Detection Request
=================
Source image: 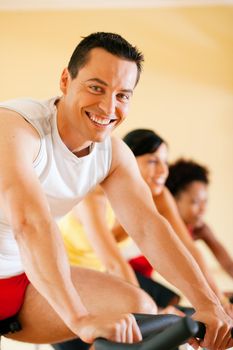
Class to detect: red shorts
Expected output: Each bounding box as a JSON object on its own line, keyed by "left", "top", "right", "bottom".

{"left": 128, "top": 255, "right": 153, "bottom": 278}
{"left": 0, "top": 273, "right": 30, "bottom": 320}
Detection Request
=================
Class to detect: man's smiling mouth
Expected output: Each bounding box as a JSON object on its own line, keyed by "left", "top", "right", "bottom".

{"left": 86, "top": 111, "right": 116, "bottom": 126}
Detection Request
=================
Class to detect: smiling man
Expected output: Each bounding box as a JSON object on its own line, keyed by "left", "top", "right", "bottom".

{"left": 57, "top": 46, "right": 136, "bottom": 153}
{"left": 0, "top": 32, "right": 232, "bottom": 350}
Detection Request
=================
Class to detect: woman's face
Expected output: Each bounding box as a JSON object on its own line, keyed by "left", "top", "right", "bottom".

{"left": 136, "top": 143, "right": 169, "bottom": 196}
{"left": 175, "top": 181, "right": 208, "bottom": 228}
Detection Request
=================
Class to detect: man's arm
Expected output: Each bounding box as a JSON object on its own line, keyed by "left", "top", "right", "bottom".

{"left": 0, "top": 110, "right": 142, "bottom": 344}
{"left": 72, "top": 188, "right": 139, "bottom": 285}
{"left": 101, "top": 136, "right": 233, "bottom": 349}
{"left": 0, "top": 109, "right": 88, "bottom": 330}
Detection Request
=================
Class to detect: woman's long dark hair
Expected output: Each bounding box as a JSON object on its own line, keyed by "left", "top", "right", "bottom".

{"left": 123, "top": 129, "right": 167, "bottom": 156}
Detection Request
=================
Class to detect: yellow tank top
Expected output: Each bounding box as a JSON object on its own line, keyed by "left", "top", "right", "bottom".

{"left": 59, "top": 205, "right": 133, "bottom": 271}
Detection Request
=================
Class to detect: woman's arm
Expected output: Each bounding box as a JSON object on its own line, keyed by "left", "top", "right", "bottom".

{"left": 72, "top": 187, "right": 139, "bottom": 286}
{"left": 155, "top": 187, "right": 232, "bottom": 309}
{"left": 193, "top": 223, "right": 233, "bottom": 278}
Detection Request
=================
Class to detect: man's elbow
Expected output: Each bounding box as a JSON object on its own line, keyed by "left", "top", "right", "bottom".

{"left": 11, "top": 210, "right": 51, "bottom": 242}
{"left": 11, "top": 213, "right": 33, "bottom": 241}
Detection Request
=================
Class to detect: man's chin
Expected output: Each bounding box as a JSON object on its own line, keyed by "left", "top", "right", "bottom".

{"left": 91, "top": 131, "right": 109, "bottom": 143}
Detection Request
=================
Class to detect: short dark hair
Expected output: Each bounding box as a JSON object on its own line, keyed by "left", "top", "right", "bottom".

{"left": 68, "top": 32, "right": 144, "bottom": 85}
{"left": 166, "top": 158, "right": 209, "bottom": 196}
{"left": 123, "top": 129, "right": 167, "bottom": 156}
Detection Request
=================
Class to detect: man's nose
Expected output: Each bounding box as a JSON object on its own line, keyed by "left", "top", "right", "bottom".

{"left": 98, "top": 95, "right": 116, "bottom": 116}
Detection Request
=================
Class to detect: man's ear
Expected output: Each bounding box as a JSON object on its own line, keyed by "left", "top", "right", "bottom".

{"left": 60, "top": 68, "right": 70, "bottom": 94}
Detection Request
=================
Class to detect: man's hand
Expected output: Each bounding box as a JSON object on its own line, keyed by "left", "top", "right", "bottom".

{"left": 223, "top": 301, "right": 233, "bottom": 319}
{"left": 73, "top": 313, "right": 142, "bottom": 344}
{"left": 193, "top": 305, "right": 233, "bottom": 349}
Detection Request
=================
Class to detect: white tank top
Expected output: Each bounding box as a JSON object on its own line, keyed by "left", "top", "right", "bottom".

{"left": 0, "top": 97, "right": 112, "bottom": 277}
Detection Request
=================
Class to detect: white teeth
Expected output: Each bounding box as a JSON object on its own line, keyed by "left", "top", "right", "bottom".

{"left": 88, "top": 113, "right": 111, "bottom": 126}
{"left": 155, "top": 178, "right": 165, "bottom": 185}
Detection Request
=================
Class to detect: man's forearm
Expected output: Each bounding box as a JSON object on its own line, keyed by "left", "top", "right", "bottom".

{"left": 189, "top": 245, "right": 224, "bottom": 300}
{"left": 15, "top": 220, "right": 88, "bottom": 331}
{"left": 136, "top": 215, "right": 221, "bottom": 310}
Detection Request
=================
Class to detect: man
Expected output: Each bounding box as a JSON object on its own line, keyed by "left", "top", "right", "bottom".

{"left": 0, "top": 32, "right": 232, "bottom": 349}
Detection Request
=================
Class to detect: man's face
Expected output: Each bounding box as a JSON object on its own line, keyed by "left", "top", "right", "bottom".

{"left": 59, "top": 48, "right": 138, "bottom": 146}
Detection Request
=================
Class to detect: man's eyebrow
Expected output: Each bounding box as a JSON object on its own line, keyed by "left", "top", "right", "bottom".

{"left": 86, "top": 78, "right": 108, "bottom": 86}
{"left": 85, "top": 78, "right": 133, "bottom": 94}
{"left": 121, "top": 89, "right": 133, "bottom": 95}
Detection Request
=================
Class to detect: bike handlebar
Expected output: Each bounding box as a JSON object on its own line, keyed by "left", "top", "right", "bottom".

{"left": 94, "top": 313, "right": 232, "bottom": 350}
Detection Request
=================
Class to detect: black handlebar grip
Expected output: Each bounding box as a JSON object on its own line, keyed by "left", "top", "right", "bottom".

{"left": 195, "top": 322, "right": 206, "bottom": 339}
{"left": 139, "top": 316, "right": 198, "bottom": 350}
{"left": 134, "top": 313, "right": 182, "bottom": 338}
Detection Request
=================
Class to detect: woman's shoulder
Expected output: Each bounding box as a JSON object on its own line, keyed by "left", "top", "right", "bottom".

{"left": 155, "top": 186, "right": 176, "bottom": 214}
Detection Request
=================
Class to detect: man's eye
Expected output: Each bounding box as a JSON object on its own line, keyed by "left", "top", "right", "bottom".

{"left": 89, "top": 85, "right": 103, "bottom": 93}
{"left": 117, "top": 93, "right": 130, "bottom": 102}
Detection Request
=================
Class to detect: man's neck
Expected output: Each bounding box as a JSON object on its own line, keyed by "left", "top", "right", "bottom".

{"left": 72, "top": 143, "right": 94, "bottom": 157}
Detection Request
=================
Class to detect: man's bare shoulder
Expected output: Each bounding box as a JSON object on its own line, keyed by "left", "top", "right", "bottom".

{"left": 102, "top": 135, "right": 141, "bottom": 185}
{"left": 110, "top": 135, "right": 135, "bottom": 166}
{"left": 0, "top": 108, "right": 40, "bottom": 159}
{"left": 0, "top": 108, "right": 40, "bottom": 137}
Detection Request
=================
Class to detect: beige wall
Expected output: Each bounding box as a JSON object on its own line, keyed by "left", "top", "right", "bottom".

{"left": 0, "top": 6, "right": 233, "bottom": 266}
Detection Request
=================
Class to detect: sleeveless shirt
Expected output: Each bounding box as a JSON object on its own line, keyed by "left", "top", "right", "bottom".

{"left": 0, "top": 97, "right": 112, "bottom": 277}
